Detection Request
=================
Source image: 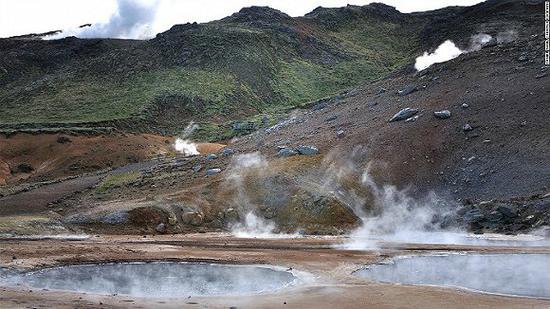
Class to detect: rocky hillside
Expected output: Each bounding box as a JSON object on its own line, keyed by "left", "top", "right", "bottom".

{"left": 0, "top": 0, "right": 547, "bottom": 236}
{"left": 0, "top": 0, "right": 541, "bottom": 138}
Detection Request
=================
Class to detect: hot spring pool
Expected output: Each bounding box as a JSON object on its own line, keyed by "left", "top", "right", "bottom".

{"left": 355, "top": 253, "right": 550, "bottom": 298}
{"left": 0, "top": 262, "right": 297, "bottom": 298}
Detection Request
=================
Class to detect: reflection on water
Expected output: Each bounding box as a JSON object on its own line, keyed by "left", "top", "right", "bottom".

{"left": 356, "top": 254, "right": 550, "bottom": 298}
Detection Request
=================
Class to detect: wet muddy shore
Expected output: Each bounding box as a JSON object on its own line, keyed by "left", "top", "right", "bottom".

{"left": 1, "top": 233, "right": 549, "bottom": 308}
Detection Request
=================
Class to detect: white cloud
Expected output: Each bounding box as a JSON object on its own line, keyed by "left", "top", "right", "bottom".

{"left": 0, "top": 0, "right": 484, "bottom": 39}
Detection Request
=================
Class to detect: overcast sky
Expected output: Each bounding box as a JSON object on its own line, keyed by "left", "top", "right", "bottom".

{"left": 0, "top": 0, "right": 484, "bottom": 39}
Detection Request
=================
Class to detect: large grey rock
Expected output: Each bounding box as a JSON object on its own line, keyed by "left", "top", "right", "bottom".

{"left": 155, "top": 223, "right": 166, "bottom": 233}
{"left": 434, "top": 110, "right": 451, "bottom": 119}
{"left": 181, "top": 211, "right": 204, "bottom": 226}
{"left": 192, "top": 164, "right": 202, "bottom": 173}
{"left": 463, "top": 123, "right": 473, "bottom": 131}
{"left": 221, "top": 148, "right": 236, "bottom": 156}
{"left": 277, "top": 148, "right": 298, "bottom": 157}
{"left": 496, "top": 206, "right": 517, "bottom": 219}
{"left": 336, "top": 130, "right": 345, "bottom": 139}
{"left": 397, "top": 85, "right": 417, "bottom": 96}
{"left": 296, "top": 145, "right": 319, "bottom": 156}
{"left": 206, "top": 154, "right": 218, "bottom": 161}
{"left": 224, "top": 208, "right": 239, "bottom": 223}
{"left": 463, "top": 208, "right": 484, "bottom": 223}
{"left": 100, "top": 211, "right": 129, "bottom": 225}
{"left": 205, "top": 168, "right": 222, "bottom": 176}
{"left": 389, "top": 108, "right": 418, "bottom": 122}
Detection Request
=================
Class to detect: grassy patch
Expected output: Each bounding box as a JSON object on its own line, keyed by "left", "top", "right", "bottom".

{"left": 96, "top": 172, "right": 140, "bottom": 193}
{"left": 0, "top": 68, "right": 259, "bottom": 125}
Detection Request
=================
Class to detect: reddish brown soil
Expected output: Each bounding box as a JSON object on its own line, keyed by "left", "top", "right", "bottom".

{"left": 0, "top": 133, "right": 171, "bottom": 185}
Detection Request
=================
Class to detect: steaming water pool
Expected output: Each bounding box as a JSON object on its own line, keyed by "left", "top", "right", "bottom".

{"left": 0, "top": 262, "right": 297, "bottom": 298}
{"left": 355, "top": 253, "right": 550, "bottom": 298}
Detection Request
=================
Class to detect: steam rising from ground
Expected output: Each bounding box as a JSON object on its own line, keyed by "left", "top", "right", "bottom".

{"left": 415, "top": 32, "right": 514, "bottom": 71}
{"left": 174, "top": 122, "right": 200, "bottom": 156}
{"left": 47, "top": 0, "right": 159, "bottom": 39}
{"left": 346, "top": 166, "right": 454, "bottom": 248}
{"left": 225, "top": 153, "right": 281, "bottom": 238}
{"left": 323, "top": 149, "right": 546, "bottom": 248}
{"left": 328, "top": 157, "right": 456, "bottom": 249}
{"left": 415, "top": 40, "right": 463, "bottom": 71}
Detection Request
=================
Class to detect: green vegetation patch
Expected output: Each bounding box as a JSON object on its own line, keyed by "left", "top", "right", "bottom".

{"left": 0, "top": 68, "right": 259, "bottom": 125}
{"left": 96, "top": 171, "right": 140, "bottom": 193}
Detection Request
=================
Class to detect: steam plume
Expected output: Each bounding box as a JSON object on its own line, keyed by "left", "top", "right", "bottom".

{"left": 47, "top": 0, "right": 159, "bottom": 40}
{"left": 174, "top": 122, "right": 200, "bottom": 156}
{"left": 415, "top": 40, "right": 463, "bottom": 71}
{"left": 415, "top": 32, "right": 505, "bottom": 71}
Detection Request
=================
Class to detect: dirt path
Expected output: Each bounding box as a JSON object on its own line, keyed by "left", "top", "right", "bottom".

{"left": 0, "top": 175, "right": 102, "bottom": 216}
{"left": 0, "top": 234, "right": 549, "bottom": 308}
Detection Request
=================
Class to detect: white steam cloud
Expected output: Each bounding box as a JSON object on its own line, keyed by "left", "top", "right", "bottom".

{"left": 317, "top": 150, "right": 457, "bottom": 249}
{"left": 343, "top": 163, "right": 456, "bottom": 249}
{"left": 414, "top": 40, "right": 463, "bottom": 71}
{"left": 415, "top": 32, "right": 505, "bottom": 71}
{"left": 174, "top": 122, "right": 200, "bottom": 157}
{"left": 225, "top": 153, "right": 297, "bottom": 238}
{"left": 47, "top": 0, "right": 159, "bottom": 40}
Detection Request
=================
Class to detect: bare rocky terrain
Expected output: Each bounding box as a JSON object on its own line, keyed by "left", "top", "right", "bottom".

{"left": 0, "top": 0, "right": 548, "bottom": 238}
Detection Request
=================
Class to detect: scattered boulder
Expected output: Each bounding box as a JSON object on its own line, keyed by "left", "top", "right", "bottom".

{"left": 397, "top": 85, "right": 417, "bottom": 96}
{"left": 205, "top": 168, "right": 222, "bottom": 176}
{"left": 181, "top": 211, "right": 204, "bottom": 226}
{"left": 312, "top": 100, "right": 328, "bottom": 111}
{"left": 100, "top": 211, "right": 129, "bottom": 225}
{"left": 336, "top": 130, "right": 345, "bottom": 139}
{"left": 434, "top": 110, "right": 451, "bottom": 119}
{"left": 496, "top": 206, "right": 517, "bottom": 219}
{"left": 389, "top": 108, "right": 418, "bottom": 122}
{"left": 405, "top": 115, "right": 419, "bottom": 122}
{"left": 518, "top": 54, "right": 528, "bottom": 62}
{"left": 462, "top": 103, "right": 469, "bottom": 109}
{"left": 233, "top": 121, "right": 257, "bottom": 133}
{"left": 221, "top": 148, "right": 236, "bottom": 156}
{"left": 192, "top": 164, "right": 202, "bottom": 173}
{"left": 56, "top": 136, "right": 72, "bottom": 144}
{"left": 224, "top": 208, "right": 239, "bottom": 223}
{"left": 206, "top": 154, "right": 218, "bottom": 161}
{"left": 296, "top": 145, "right": 319, "bottom": 156}
{"left": 463, "top": 208, "right": 484, "bottom": 223}
{"left": 277, "top": 148, "right": 298, "bottom": 157}
{"left": 463, "top": 124, "right": 474, "bottom": 132}
{"left": 155, "top": 223, "right": 166, "bottom": 233}
{"left": 325, "top": 115, "right": 338, "bottom": 122}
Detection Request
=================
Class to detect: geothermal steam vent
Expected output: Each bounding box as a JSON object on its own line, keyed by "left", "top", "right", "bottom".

{"left": 2, "top": 262, "right": 297, "bottom": 297}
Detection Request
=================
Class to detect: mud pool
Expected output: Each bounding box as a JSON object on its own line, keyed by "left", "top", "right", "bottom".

{"left": 355, "top": 253, "right": 550, "bottom": 299}
{"left": 0, "top": 262, "right": 297, "bottom": 298}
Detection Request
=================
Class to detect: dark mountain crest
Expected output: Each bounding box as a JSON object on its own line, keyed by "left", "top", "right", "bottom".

{"left": 303, "top": 3, "right": 405, "bottom": 30}
{"left": 223, "top": 6, "right": 291, "bottom": 22}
